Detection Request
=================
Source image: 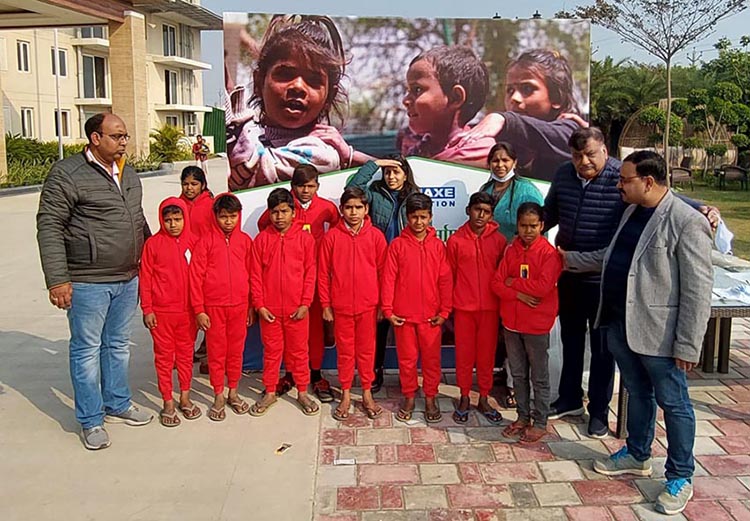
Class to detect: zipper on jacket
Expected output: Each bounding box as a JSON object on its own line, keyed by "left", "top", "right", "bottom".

{"left": 571, "top": 182, "right": 589, "bottom": 250}
{"left": 475, "top": 238, "right": 483, "bottom": 310}
{"left": 226, "top": 235, "right": 233, "bottom": 304}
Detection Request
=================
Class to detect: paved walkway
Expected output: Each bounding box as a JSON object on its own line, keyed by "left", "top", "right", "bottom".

{"left": 1, "top": 159, "right": 749, "bottom": 520}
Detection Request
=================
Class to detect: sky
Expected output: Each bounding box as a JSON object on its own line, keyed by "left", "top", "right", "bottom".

{"left": 200, "top": 0, "right": 750, "bottom": 106}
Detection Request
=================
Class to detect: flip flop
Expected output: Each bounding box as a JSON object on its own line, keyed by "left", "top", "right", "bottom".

{"left": 160, "top": 409, "right": 181, "bottom": 427}
{"left": 480, "top": 407, "right": 504, "bottom": 425}
{"left": 503, "top": 389, "right": 517, "bottom": 409}
{"left": 297, "top": 395, "right": 320, "bottom": 416}
{"left": 364, "top": 404, "right": 383, "bottom": 420}
{"left": 249, "top": 397, "right": 277, "bottom": 417}
{"left": 502, "top": 420, "right": 529, "bottom": 438}
{"left": 424, "top": 409, "right": 443, "bottom": 424}
{"left": 179, "top": 403, "right": 202, "bottom": 420}
{"left": 395, "top": 408, "right": 413, "bottom": 423}
{"left": 208, "top": 406, "right": 226, "bottom": 422}
{"left": 312, "top": 378, "right": 335, "bottom": 403}
{"left": 227, "top": 398, "right": 250, "bottom": 415}
{"left": 332, "top": 404, "right": 350, "bottom": 421}
{"left": 452, "top": 409, "right": 470, "bottom": 424}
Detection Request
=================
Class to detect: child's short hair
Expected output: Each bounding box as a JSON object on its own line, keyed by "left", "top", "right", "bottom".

{"left": 405, "top": 193, "right": 433, "bottom": 215}
{"left": 467, "top": 191, "right": 493, "bottom": 209}
{"left": 161, "top": 205, "right": 183, "bottom": 218}
{"left": 213, "top": 194, "right": 242, "bottom": 215}
{"left": 409, "top": 45, "right": 489, "bottom": 126}
{"left": 181, "top": 165, "right": 207, "bottom": 187}
{"left": 487, "top": 141, "right": 518, "bottom": 165}
{"left": 267, "top": 187, "right": 295, "bottom": 210}
{"left": 252, "top": 15, "right": 348, "bottom": 126}
{"left": 291, "top": 164, "right": 320, "bottom": 186}
{"left": 340, "top": 187, "right": 368, "bottom": 206}
{"left": 517, "top": 201, "right": 543, "bottom": 221}
{"left": 507, "top": 49, "right": 579, "bottom": 117}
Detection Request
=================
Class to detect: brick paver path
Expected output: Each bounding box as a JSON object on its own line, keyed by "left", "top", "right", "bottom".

{"left": 312, "top": 319, "right": 750, "bottom": 520}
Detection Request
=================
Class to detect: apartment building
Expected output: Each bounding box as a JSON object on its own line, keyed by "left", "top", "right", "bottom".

{"left": 0, "top": 0, "right": 220, "bottom": 147}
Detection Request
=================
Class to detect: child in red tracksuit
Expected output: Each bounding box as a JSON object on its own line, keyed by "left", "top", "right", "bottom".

{"left": 492, "top": 202, "right": 562, "bottom": 443}
{"left": 447, "top": 191, "right": 507, "bottom": 425}
{"left": 381, "top": 193, "right": 453, "bottom": 424}
{"left": 140, "top": 197, "right": 201, "bottom": 427}
{"left": 319, "top": 187, "right": 387, "bottom": 421}
{"left": 189, "top": 193, "right": 255, "bottom": 421}
{"left": 250, "top": 188, "right": 319, "bottom": 417}
{"left": 257, "top": 164, "right": 339, "bottom": 403}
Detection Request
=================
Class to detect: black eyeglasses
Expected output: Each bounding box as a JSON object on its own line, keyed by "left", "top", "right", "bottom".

{"left": 98, "top": 132, "right": 130, "bottom": 143}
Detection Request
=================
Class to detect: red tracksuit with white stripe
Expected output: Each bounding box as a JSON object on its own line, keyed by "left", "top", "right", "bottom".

{"left": 180, "top": 190, "right": 214, "bottom": 238}
{"left": 140, "top": 197, "right": 197, "bottom": 400}
{"left": 318, "top": 217, "right": 387, "bottom": 391}
{"left": 447, "top": 220, "right": 507, "bottom": 396}
{"left": 189, "top": 194, "right": 253, "bottom": 394}
{"left": 491, "top": 236, "right": 562, "bottom": 334}
{"left": 258, "top": 193, "right": 339, "bottom": 370}
{"left": 381, "top": 226, "right": 453, "bottom": 398}
{"left": 251, "top": 221, "right": 317, "bottom": 391}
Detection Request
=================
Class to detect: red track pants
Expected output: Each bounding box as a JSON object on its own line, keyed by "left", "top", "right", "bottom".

{"left": 454, "top": 309, "right": 499, "bottom": 396}
{"left": 308, "top": 296, "right": 325, "bottom": 370}
{"left": 261, "top": 314, "right": 310, "bottom": 391}
{"left": 394, "top": 321, "right": 442, "bottom": 398}
{"left": 205, "top": 305, "right": 248, "bottom": 394}
{"left": 150, "top": 311, "right": 197, "bottom": 400}
{"left": 334, "top": 309, "right": 377, "bottom": 390}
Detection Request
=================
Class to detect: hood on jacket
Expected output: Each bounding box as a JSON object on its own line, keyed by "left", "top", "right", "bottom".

{"left": 454, "top": 219, "right": 500, "bottom": 241}
{"left": 335, "top": 215, "right": 374, "bottom": 236}
{"left": 400, "top": 224, "right": 438, "bottom": 244}
{"left": 210, "top": 192, "right": 244, "bottom": 236}
{"left": 158, "top": 196, "right": 191, "bottom": 238}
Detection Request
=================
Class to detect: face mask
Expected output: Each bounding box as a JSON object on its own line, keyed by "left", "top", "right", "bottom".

{"left": 491, "top": 169, "right": 515, "bottom": 183}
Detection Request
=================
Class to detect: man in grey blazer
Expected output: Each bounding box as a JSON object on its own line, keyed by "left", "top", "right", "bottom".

{"left": 561, "top": 151, "right": 713, "bottom": 515}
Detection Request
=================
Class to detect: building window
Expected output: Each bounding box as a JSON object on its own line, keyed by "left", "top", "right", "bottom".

{"left": 165, "top": 115, "right": 179, "bottom": 127}
{"left": 82, "top": 55, "right": 107, "bottom": 98}
{"left": 80, "top": 26, "right": 105, "bottom": 39}
{"left": 17, "top": 41, "right": 30, "bottom": 72}
{"left": 51, "top": 48, "right": 67, "bottom": 77}
{"left": 21, "top": 107, "right": 34, "bottom": 137}
{"left": 162, "top": 25, "right": 177, "bottom": 57}
{"left": 165, "top": 70, "right": 178, "bottom": 104}
{"left": 179, "top": 25, "right": 194, "bottom": 59}
{"left": 184, "top": 112, "right": 197, "bottom": 136}
{"left": 54, "top": 109, "right": 71, "bottom": 138}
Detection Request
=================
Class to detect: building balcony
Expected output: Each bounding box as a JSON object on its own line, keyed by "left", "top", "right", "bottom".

{"left": 151, "top": 55, "right": 211, "bottom": 71}
{"left": 70, "top": 37, "right": 110, "bottom": 53}
{"left": 154, "top": 103, "right": 212, "bottom": 113}
{"left": 74, "top": 97, "right": 112, "bottom": 106}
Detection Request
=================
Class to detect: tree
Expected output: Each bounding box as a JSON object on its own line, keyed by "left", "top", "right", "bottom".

{"left": 568, "top": 0, "right": 747, "bottom": 172}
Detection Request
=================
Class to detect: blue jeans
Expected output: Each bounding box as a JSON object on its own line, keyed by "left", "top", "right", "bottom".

{"left": 67, "top": 277, "right": 139, "bottom": 429}
{"left": 605, "top": 318, "right": 695, "bottom": 480}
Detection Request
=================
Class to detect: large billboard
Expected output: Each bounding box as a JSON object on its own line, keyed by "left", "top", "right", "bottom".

{"left": 224, "top": 13, "right": 590, "bottom": 234}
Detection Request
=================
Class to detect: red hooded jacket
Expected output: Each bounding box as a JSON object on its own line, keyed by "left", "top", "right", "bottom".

{"left": 492, "top": 236, "right": 562, "bottom": 335}
{"left": 251, "top": 220, "right": 317, "bottom": 315}
{"left": 446, "top": 220, "right": 507, "bottom": 312}
{"left": 180, "top": 190, "right": 214, "bottom": 238}
{"left": 318, "top": 217, "right": 387, "bottom": 315}
{"left": 140, "top": 197, "right": 196, "bottom": 315}
{"left": 381, "top": 226, "right": 453, "bottom": 323}
{"left": 189, "top": 193, "right": 253, "bottom": 314}
{"left": 257, "top": 193, "right": 339, "bottom": 243}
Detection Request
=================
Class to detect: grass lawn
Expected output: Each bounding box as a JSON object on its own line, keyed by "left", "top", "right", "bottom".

{"left": 681, "top": 182, "right": 750, "bottom": 260}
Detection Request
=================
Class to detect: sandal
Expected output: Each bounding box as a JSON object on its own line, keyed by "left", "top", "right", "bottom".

{"left": 249, "top": 396, "right": 277, "bottom": 417}
{"left": 312, "top": 378, "right": 335, "bottom": 403}
{"left": 452, "top": 409, "right": 469, "bottom": 424}
{"left": 179, "top": 403, "right": 202, "bottom": 420}
{"left": 396, "top": 408, "right": 413, "bottom": 423}
{"left": 160, "top": 409, "right": 181, "bottom": 427}
{"left": 296, "top": 394, "right": 320, "bottom": 416}
{"left": 520, "top": 425, "right": 547, "bottom": 444}
{"left": 332, "top": 403, "right": 350, "bottom": 421}
{"left": 479, "top": 407, "right": 504, "bottom": 425}
{"left": 208, "top": 406, "right": 226, "bottom": 422}
{"left": 275, "top": 374, "right": 295, "bottom": 397}
{"left": 503, "top": 389, "right": 517, "bottom": 409}
{"left": 502, "top": 420, "right": 529, "bottom": 439}
{"left": 227, "top": 397, "right": 250, "bottom": 415}
{"left": 424, "top": 409, "right": 443, "bottom": 423}
{"left": 363, "top": 404, "right": 383, "bottom": 420}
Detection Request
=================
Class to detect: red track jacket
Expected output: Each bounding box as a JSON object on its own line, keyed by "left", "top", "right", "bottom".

{"left": 381, "top": 226, "right": 453, "bottom": 323}
{"left": 446, "top": 221, "right": 507, "bottom": 312}
{"left": 492, "top": 236, "right": 562, "bottom": 334}
{"left": 257, "top": 193, "right": 339, "bottom": 243}
{"left": 318, "top": 217, "right": 387, "bottom": 315}
{"left": 189, "top": 193, "right": 253, "bottom": 314}
{"left": 180, "top": 190, "right": 214, "bottom": 238}
{"left": 251, "top": 221, "right": 317, "bottom": 314}
{"left": 140, "top": 197, "right": 196, "bottom": 315}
